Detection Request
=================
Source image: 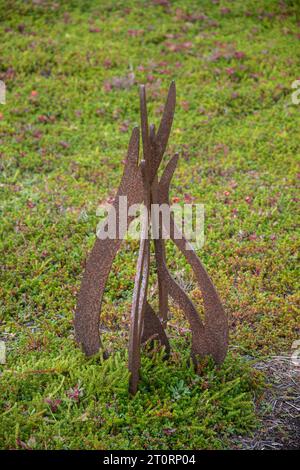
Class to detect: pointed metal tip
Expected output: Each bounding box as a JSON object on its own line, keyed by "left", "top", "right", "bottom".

{"left": 131, "top": 126, "right": 140, "bottom": 140}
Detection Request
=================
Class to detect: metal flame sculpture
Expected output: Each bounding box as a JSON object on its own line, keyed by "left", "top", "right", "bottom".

{"left": 74, "top": 82, "right": 228, "bottom": 394}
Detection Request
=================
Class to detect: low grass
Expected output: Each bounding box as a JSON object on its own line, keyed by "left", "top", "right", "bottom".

{"left": 0, "top": 0, "right": 299, "bottom": 449}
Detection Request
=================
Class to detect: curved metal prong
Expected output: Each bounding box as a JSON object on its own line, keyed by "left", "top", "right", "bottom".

{"left": 159, "top": 153, "right": 179, "bottom": 190}
{"left": 74, "top": 128, "right": 143, "bottom": 357}
{"left": 126, "top": 126, "right": 140, "bottom": 167}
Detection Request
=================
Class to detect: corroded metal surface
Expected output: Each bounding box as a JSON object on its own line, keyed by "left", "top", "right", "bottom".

{"left": 74, "top": 81, "right": 228, "bottom": 394}
{"left": 128, "top": 159, "right": 151, "bottom": 395}
{"left": 74, "top": 83, "right": 175, "bottom": 357}
{"left": 74, "top": 127, "right": 143, "bottom": 356}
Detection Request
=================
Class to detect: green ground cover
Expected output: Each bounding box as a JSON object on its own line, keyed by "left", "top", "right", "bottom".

{"left": 0, "top": 0, "right": 299, "bottom": 449}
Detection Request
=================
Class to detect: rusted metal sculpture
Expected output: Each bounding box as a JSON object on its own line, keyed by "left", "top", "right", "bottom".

{"left": 74, "top": 81, "right": 228, "bottom": 394}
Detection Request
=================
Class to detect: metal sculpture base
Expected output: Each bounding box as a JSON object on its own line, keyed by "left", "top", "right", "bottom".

{"left": 74, "top": 82, "right": 228, "bottom": 395}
